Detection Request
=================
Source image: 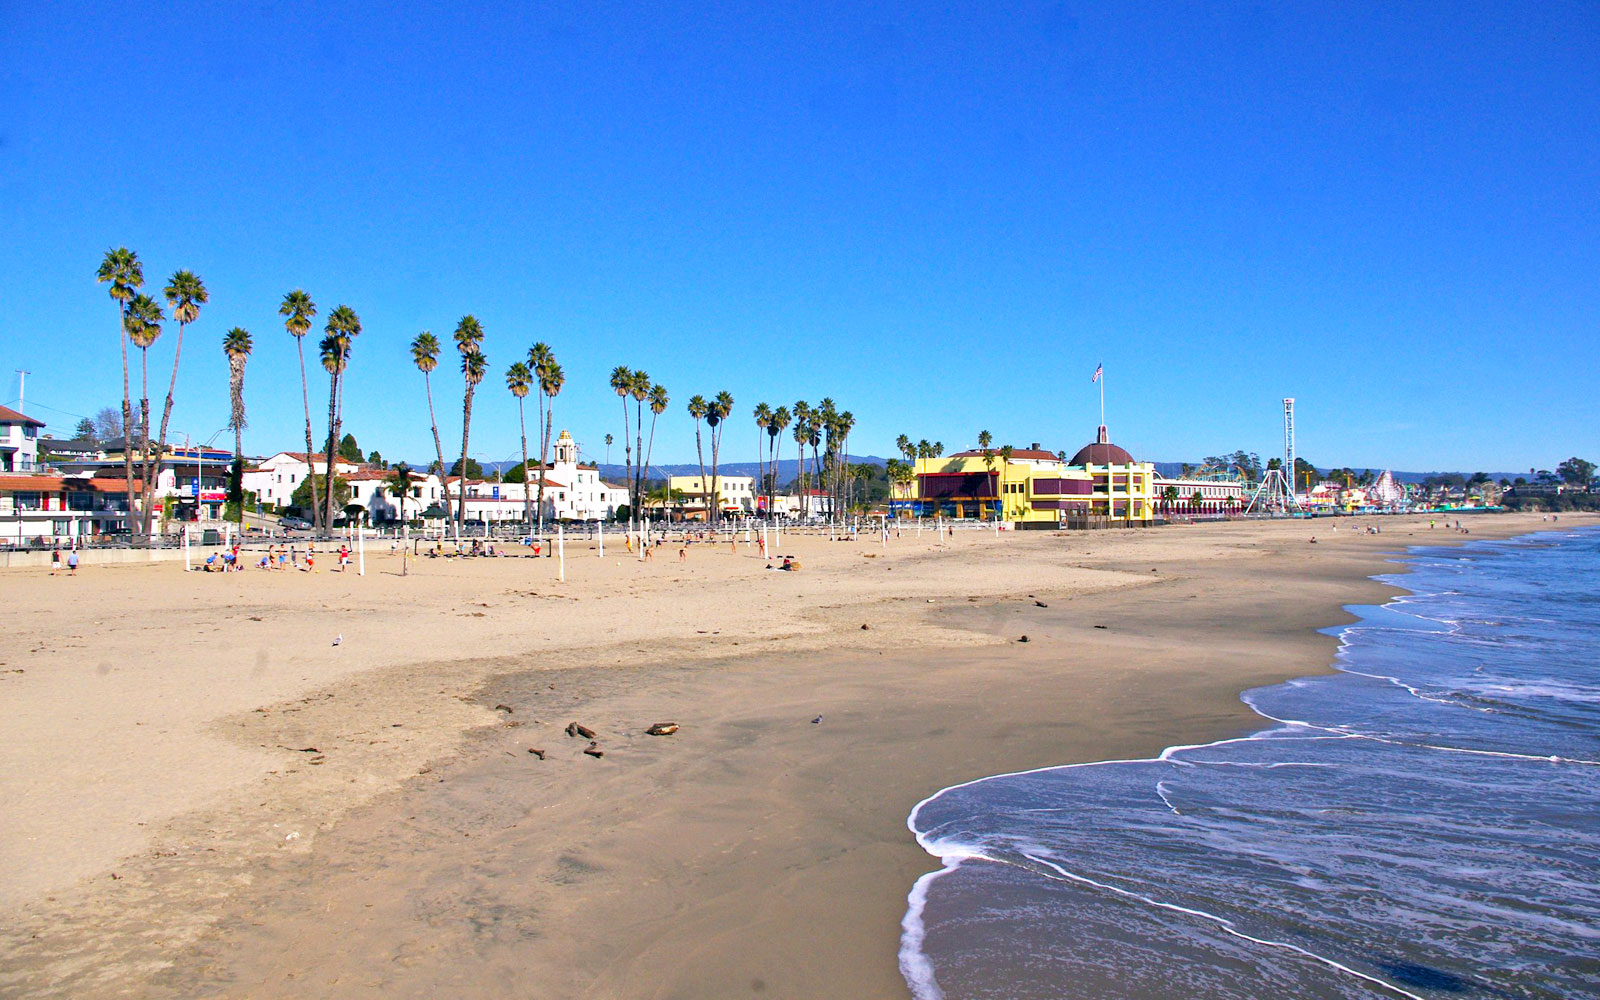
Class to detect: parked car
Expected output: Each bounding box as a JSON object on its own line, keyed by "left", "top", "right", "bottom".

{"left": 279, "top": 516, "right": 312, "bottom": 530}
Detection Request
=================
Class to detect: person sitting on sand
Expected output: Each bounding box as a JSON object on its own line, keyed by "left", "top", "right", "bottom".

{"left": 781, "top": 556, "right": 794, "bottom": 571}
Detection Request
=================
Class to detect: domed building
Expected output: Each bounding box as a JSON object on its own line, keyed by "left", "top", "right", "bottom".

{"left": 1064, "top": 425, "right": 1157, "bottom": 525}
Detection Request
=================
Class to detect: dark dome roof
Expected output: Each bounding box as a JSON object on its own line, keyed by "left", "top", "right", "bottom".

{"left": 1069, "top": 426, "right": 1135, "bottom": 466}
{"left": 1070, "top": 441, "right": 1135, "bottom": 465}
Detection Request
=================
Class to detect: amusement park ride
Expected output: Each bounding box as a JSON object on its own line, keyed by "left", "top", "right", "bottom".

{"left": 1246, "top": 398, "right": 1304, "bottom": 514}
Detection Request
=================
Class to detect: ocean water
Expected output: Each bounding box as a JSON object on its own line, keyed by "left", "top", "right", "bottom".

{"left": 901, "top": 529, "right": 1600, "bottom": 1000}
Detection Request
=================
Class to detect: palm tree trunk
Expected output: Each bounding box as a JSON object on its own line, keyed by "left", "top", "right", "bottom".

{"left": 296, "top": 338, "right": 322, "bottom": 532}
{"left": 151, "top": 319, "right": 186, "bottom": 539}
{"left": 118, "top": 303, "right": 135, "bottom": 540}
{"left": 620, "top": 400, "right": 632, "bottom": 530}
{"left": 518, "top": 397, "right": 532, "bottom": 529}
{"left": 709, "top": 424, "right": 721, "bottom": 527}
{"left": 457, "top": 387, "right": 474, "bottom": 540}
{"left": 423, "top": 372, "right": 447, "bottom": 524}
{"left": 324, "top": 366, "right": 339, "bottom": 535}
{"left": 536, "top": 392, "right": 550, "bottom": 548}
{"left": 694, "top": 422, "right": 708, "bottom": 526}
{"left": 634, "top": 401, "right": 645, "bottom": 526}
{"left": 139, "top": 349, "right": 151, "bottom": 537}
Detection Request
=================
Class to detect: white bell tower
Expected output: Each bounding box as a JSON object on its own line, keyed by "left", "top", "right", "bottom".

{"left": 553, "top": 429, "right": 577, "bottom": 467}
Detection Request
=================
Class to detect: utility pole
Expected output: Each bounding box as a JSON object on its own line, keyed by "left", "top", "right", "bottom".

{"left": 14, "top": 370, "right": 29, "bottom": 416}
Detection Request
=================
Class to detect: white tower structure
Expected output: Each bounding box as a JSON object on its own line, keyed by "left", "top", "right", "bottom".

{"left": 1246, "top": 397, "right": 1303, "bottom": 514}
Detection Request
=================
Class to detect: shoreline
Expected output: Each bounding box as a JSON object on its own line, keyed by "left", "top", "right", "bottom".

{"left": 1, "top": 513, "right": 1589, "bottom": 998}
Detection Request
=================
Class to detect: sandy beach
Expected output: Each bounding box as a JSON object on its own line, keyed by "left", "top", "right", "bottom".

{"left": 1, "top": 511, "right": 1587, "bottom": 998}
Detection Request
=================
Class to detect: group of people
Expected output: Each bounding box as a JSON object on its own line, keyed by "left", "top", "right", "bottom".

{"left": 199, "top": 542, "right": 355, "bottom": 572}
{"left": 48, "top": 548, "right": 81, "bottom": 575}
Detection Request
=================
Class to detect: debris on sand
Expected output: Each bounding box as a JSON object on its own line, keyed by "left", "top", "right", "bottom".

{"left": 527, "top": 748, "right": 545, "bottom": 759}
{"left": 566, "top": 722, "right": 596, "bottom": 740}
{"left": 1018, "top": 635, "right": 1030, "bottom": 643}
{"left": 494, "top": 703, "right": 514, "bottom": 713}
{"left": 583, "top": 743, "right": 604, "bottom": 759}
{"left": 645, "top": 723, "right": 679, "bottom": 736}
{"left": 1034, "top": 600, "right": 1049, "bottom": 608}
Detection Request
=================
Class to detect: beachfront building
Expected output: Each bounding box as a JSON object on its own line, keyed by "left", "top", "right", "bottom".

{"left": 52, "top": 442, "right": 235, "bottom": 522}
{"left": 1152, "top": 475, "right": 1247, "bottom": 514}
{"left": 535, "top": 431, "right": 628, "bottom": 521}
{"left": 667, "top": 474, "right": 757, "bottom": 520}
{"left": 346, "top": 469, "right": 445, "bottom": 524}
{"left": 0, "top": 474, "right": 134, "bottom": 544}
{"left": 1066, "top": 426, "right": 1158, "bottom": 525}
{"left": 902, "top": 445, "right": 1096, "bottom": 527}
{"left": 0, "top": 405, "right": 45, "bottom": 473}
{"left": 242, "top": 452, "right": 363, "bottom": 511}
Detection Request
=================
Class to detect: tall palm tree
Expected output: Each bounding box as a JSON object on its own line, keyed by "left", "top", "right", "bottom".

{"left": 791, "top": 401, "right": 811, "bottom": 515}
{"left": 768, "top": 405, "right": 790, "bottom": 520}
{"left": 280, "top": 290, "right": 321, "bottom": 530}
{"left": 997, "top": 444, "right": 1014, "bottom": 521}
{"left": 97, "top": 248, "right": 143, "bottom": 533}
{"left": 630, "top": 371, "right": 650, "bottom": 520}
{"left": 527, "top": 343, "right": 554, "bottom": 534}
{"left": 506, "top": 361, "right": 533, "bottom": 526}
{"left": 125, "top": 294, "right": 164, "bottom": 534}
{"left": 322, "top": 305, "right": 361, "bottom": 533}
{"left": 153, "top": 270, "right": 207, "bottom": 530}
{"left": 687, "top": 395, "right": 709, "bottom": 522}
{"left": 536, "top": 360, "right": 564, "bottom": 542}
{"left": 610, "top": 367, "right": 634, "bottom": 524}
{"left": 752, "top": 403, "right": 772, "bottom": 516}
{"left": 604, "top": 433, "right": 613, "bottom": 466}
{"left": 836, "top": 410, "right": 855, "bottom": 516}
{"left": 410, "top": 332, "right": 449, "bottom": 524}
{"left": 390, "top": 463, "right": 414, "bottom": 575}
{"left": 708, "top": 390, "right": 734, "bottom": 524}
{"left": 452, "top": 315, "right": 486, "bottom": 539}
{"left": 978, "top": 430, "right": 995, "bottom": 520}
{"left": 896, "top": 434, "right": 912, "bottom": 465}
{"left": 640, "top": 382, "right": 668, "bottom": 523}
{"left": 223, "top": 327, "right": 252, "bottom": 524}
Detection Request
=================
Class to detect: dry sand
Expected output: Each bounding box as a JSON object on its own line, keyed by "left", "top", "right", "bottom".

{"left": 0, "top": 512, "right": 1586, "bottom": 998}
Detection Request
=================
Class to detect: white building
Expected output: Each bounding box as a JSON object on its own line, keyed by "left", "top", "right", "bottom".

{"left": 447, "top": 431, "right": 626, "bottom": 523}
{"left": 1152, "top": 476, "right": 1247, "bottom": 512}
{"left": 0, "top": 405, "right": 44, "bottom": 473}
{"left": 347, "top": 469, "right": 445, "bottom": 525}
{"left": 243, "top": 452, "right": 363, "bottom": 510}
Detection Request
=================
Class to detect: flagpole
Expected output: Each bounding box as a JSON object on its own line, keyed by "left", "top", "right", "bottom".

{"left": 1099, "top": 365, "right": 1105, "bottom": 427}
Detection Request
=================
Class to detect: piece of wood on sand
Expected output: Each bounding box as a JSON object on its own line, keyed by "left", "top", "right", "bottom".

{"left": 645, "top": 722, "right": 679, "bottom": 736}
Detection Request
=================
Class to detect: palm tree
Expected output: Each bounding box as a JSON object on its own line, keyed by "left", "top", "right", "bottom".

{"left": 791, "top": 401, "right": 812, "bottom": 515}
{"left": 630, "top": 371, "right": 650, "bottom": 520}
{"left": 836, "top": 410, "right": 855, "bottom": 517}
{"left": 153, "top": 270, "right": 207, "bottom": 530}
{"left": 610, "top": 367, "right": 634, "bottom": 523}
{"left": 917, "top": 439, "right": 931, "bottom": 460}
{"left": 125, "top": 294, "right": 164, "bottom": 534}
{"left": 318, "top": 334, "right": 345, "bottom": 527}
{"left": 97, "top": 248, "right": 142, "bottom": 533}
{"left": 389, "top": 463, "right": 414, "bottom": 575}
{"left": 752, "top": 403, "right": 772, "bottom": 516}
{"left": 767, "top": 405, "right": 790, "bottom": 520}
{"left": 527, "top": 343, "right": 554, "bottom": 535}
{"left": 452, "top": 315, "right": 486, "bottom": 539}
{"left": 977, "top": 430, "right": 995, "bottom": 520}
{"left": 322, "top": 305, "right": 361, "bottom": 533}
{"left": 638, "top": 382, "right": 669, "bottom": 523}
{"left": 280, "top": 290, "right": 321, "bottom": 530}
{"left": 536, "top": 360, "right": 564, "bottom": 543}
{"left": 708, "top": 390, "right": 733, "bottom": 524}
{"left": 896, "top": 434, "right": 912, "bottom": 465}
{"left": 410, "top": 332, "right": 449, "bottom": 524}
{"left": 997, "top": 444, "right": 1014, "bottom": 520}
{"left": 604, "top": 433, "right": 613, "bottom": 466}
{"left": 506, "top": 361, "right": 533, "bottom": 526}
{"left": 687, "top": 395, "right": 709, "bottom": 522}
{"left": 223, "top": 327, "right": 252, "bottom": 524}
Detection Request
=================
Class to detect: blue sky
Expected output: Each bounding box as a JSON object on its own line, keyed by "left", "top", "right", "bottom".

{"left": 2, "top": 2, "right": 1596, "bottom": 472}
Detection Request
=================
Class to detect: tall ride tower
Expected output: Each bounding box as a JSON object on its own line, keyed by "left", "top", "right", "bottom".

{"left": 1246, "top": 397, "right": 1302, "bottom": 514}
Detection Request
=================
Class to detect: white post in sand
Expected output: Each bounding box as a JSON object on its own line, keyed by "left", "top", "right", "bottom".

{"left": 358, "top": 525, "right": 365, "bottom": 576}
{"left": 558, "top": 523, "right": 565, "bottom": 582}
{"left": 183, "top": 525, "right": 191, "bottom": 571}
{"left": 598, "top": 520, "right": 604, "bottom": 558}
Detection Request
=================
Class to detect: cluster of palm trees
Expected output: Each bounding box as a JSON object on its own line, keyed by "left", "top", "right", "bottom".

{"left": 98, "top": 247, "right": 257, "bottom": 534}
{"left": 405, "top": 317, "right": 494, "bottom": 538}
{"left": 613, "top": 368, "right": 670, "bottom": 523}
{"left": 277, "top": 290, "right": 364, "bottom": 533}
{"left": 685, "top": 391, "right": 732, "bottom": 523}
{"left": 506, "top": 343, "right": 564, "bottom": 540}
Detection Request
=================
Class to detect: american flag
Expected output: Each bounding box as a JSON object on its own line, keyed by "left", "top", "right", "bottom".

{"left": 1091, "top": 363, "right": 1103, "bottom": 383}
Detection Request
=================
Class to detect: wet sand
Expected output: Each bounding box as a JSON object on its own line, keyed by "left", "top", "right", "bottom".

{"left": 1, "top": 512, "right": 1581, "bottom": 998}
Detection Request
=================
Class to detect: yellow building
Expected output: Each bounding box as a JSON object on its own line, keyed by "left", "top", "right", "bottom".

{"left": 906, "top": 445, "right": 1094, "bottom": 527}
{"left": 667, "top": 474, "right": 756, "bottom": 519}
{"left": 1066, "top": 426, "right": 1157, "bottom": 525}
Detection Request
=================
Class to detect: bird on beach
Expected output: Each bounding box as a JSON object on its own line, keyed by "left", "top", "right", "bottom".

{"left": 811, "top": 715, "right": 822, "bottom": 724}
{"left": 332, "top": 634, "right": 343, "bottom": 646}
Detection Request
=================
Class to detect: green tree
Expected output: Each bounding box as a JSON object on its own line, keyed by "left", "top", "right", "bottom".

{"left": 452, "top": 315, "right": 486, "bottom": 538}
{"left": 1162, "top": 485, "right": 1180, "bottom": 510}
{"left": 367, "top": 450, "right": 385, "bottom": 468}
{"left": 280, "top": 290, "right": 322, "bottom": 530}
{"left": 125, "top": 293, "right": 165, "bottom": 533}
{"left": 708, "top": 390, "right": 733, "bottom": 524}
{"left": 153, "top": 270, "right": 207, "bottom": 531}
{"left": 223, "top": 327, "right": 253, "bottom": 523}
{"left": 97, "top": 247, "right": 143, "bottom": 533}
{"left": 321, "top": 305, "right": 361, "bottom": 533}
{"left": 611, "top": 367, "right": 636, "bottom": 525}
{"left": 1557, "top": 457, "right": 1595, "bottom": 487}
{"left": 291, "top": 473, "right": 349, "bottom": 511}
{"left": 410, "top": 331, "right": 449, "bottom": 525}
{"left": 767, "top": 406, "right": 790, "bottom": 519}
{"left": 389, "top": 463, "right": 414, "bottom": 574}
{"left": 74, "top": 417, "right": 95, "bottom": 440}
{"left": 338, "top": 433, "right": 362, "bottom": 463}
{"left": 506, "top": 360, "right": 533, "bottom": 525}
{"left": 448, "top": 457, "right": 484, "bottom": 479}
{"left": 641, "top": 382, "right": 669, "bottom": 523}
{"left": 688, "top": 395, "right": 710, "bottom": 520}
{"left": 535, "top": 355, "right": 565, "bottom": 541}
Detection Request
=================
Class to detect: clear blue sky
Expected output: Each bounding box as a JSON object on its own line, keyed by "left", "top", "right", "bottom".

{"left": 3, "top": 2, "right": 1596, "bottom": 473}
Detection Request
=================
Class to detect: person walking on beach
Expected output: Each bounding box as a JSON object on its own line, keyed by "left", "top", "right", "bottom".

{"left": 50, "top": 547, "right": 61, "bottom": 575}
{"left": 67, "top": 550, "right": 80, "bottom": 575}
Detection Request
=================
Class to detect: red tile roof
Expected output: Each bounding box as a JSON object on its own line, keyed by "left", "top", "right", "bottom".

{"left": 0, "top": 405, "right": 45, "bottom": 426}
{"left": 0, "top": 474, "right": 63, "bottom": 491}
